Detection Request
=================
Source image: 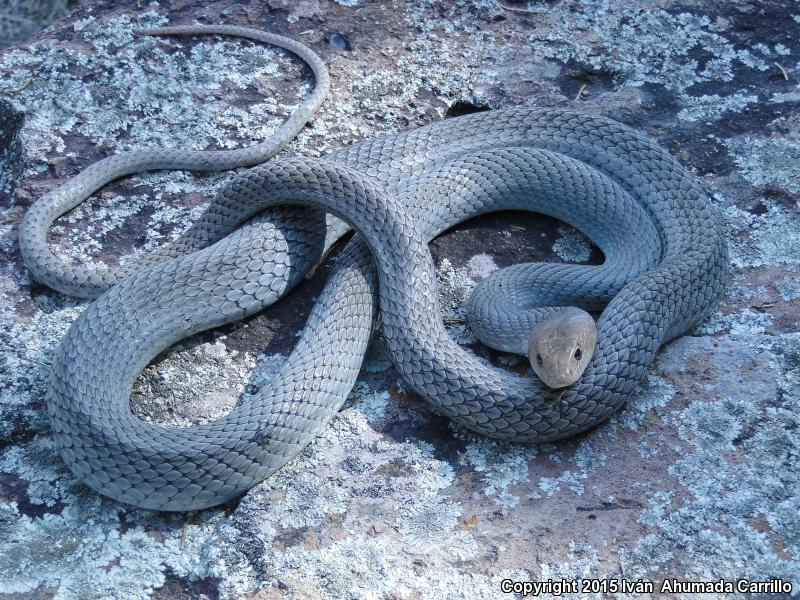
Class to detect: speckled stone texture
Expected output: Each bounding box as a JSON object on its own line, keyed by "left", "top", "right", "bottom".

{"left": 0, "top": 1, "right": 798, "bottom": 599}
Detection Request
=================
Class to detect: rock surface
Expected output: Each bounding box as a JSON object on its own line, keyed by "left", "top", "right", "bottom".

{"left": 0, "top": 1, "right": 798, "bottom": 598}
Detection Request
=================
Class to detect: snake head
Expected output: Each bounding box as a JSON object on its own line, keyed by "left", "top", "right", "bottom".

{"left": 527, "top": 308, "right": 597, "bottom": 388}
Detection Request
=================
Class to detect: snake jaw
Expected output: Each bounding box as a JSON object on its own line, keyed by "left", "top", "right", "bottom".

{"left": 527, "top": 308, "right": 597, "bottom": 388}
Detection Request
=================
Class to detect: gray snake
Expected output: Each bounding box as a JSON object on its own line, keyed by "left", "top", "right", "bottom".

{"left": 18, "top": 25, "right": 728, "bottom": 511}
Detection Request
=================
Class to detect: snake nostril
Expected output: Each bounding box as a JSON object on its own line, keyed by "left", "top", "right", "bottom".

{"left": 536, "top": 353, "right": 543, "bottom": 367}
{"left": 574, "top": 347, "right": 582, "bottom": 361}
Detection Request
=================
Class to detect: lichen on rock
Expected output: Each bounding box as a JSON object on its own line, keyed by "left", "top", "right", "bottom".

{"left": 0, "top": 0, "right": 799, "bottom": 598}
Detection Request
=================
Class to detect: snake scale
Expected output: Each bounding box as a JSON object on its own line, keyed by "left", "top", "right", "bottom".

{"left": 18, "top": 25, "right": 728, "bottom": 511}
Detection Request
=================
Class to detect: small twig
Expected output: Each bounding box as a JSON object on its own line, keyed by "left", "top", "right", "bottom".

{"left": 774, "top": 62, "right": 789, "bottom": 81}
{"left": 180, "top": 521, "right": 187, "bottom": 550}
{"left": 574, "top": 83, "right": 587, "bottom": 101}
{"left": 498, "top": 2, "right": 550, "bottom": 14}
{"left": 3, "top": 77, "right": 32, "bottom": 93}
{"left": 443, "top": 317, "right": 466, "bottom": 324}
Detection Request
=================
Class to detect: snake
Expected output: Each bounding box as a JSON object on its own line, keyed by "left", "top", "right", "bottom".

{"left": 18, "top": 25, "right": 728, "bottom": 511}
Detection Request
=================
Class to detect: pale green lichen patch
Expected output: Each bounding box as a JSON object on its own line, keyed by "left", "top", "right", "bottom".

{"left": 695, "top": 307, "right": 773, "bottom": 337}
{"left": 48, "top": 191, "right": 211, "bottom": 267}
{"left": 458, "top": 440, "right": 537, "bottom": 509}
{"left": 620, "top": 333, "right": 800, "bottom": 584}
{"left": 726, "top": 137, "right": 800, "bottom": 192}
{"left": 552, "top": 224, "right": 592, "bottom": 263}
{"left": 0, "top": 282, "right": 82, "bottom": 459}
{"left": 540, "top": 542, "right": 600, "bottom": 592}
{"left": 776, "top": 270, "right": 800, "bottom": 302}
{"left": 0, "top": 494, "right": 173, "bottom": 599}
{"left": 435, "top": 258, "right": 478, "bottom": 345}
{"left": 616, "top": 374, "right": 675, "bottom": 432}
{"left": 131, "top": 341, "right": 281, "bottom": 428}
{"left": 719, "top": 200, "right": 799, "bottom": 269}
{"left": 466, "top": 253, "right": 499, "bottom": 279}
{"left": 677, "top": 93, "right": 759, "bottom": 122}
{"left": 518, "top": 3, "right": 779, "bottom": 114}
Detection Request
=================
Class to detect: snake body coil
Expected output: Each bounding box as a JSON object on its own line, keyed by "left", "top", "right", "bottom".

{"left": 19, "top": 26, "right": 727, "bottom": 511}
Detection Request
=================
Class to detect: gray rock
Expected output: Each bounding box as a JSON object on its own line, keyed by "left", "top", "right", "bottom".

{"left": 0, "top": 1, "right": 798, "bottom": 598}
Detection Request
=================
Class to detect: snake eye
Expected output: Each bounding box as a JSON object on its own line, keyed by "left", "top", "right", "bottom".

{"left": 536, "top": 353, "right": 543, "bottom": 367}
{"left": 574, "top": 347, "right": 582, "bottom": 361}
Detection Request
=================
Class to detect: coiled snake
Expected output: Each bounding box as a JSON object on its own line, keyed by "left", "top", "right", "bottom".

{"left": 19, "top": 26, "right": 728, "bottom": 511}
